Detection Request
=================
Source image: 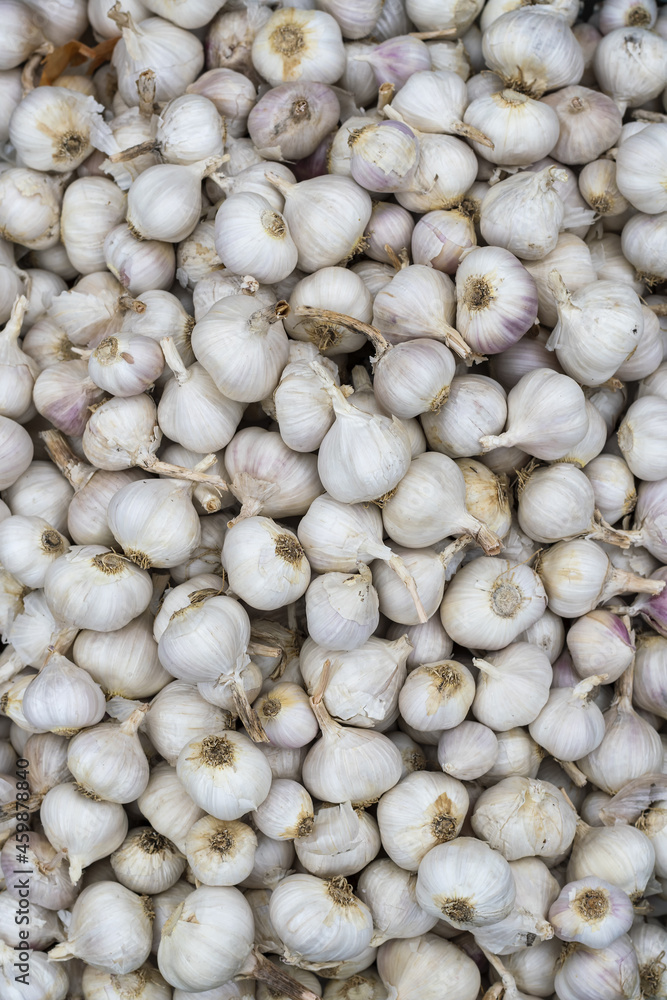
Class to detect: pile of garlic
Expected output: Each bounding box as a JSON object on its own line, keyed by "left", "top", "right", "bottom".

{"left": 0, "top": 0, "right": 667, "bottom": 998}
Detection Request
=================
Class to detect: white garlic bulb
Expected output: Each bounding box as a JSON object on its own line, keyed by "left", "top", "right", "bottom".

{"left": 191, "top": 296, "right": 289, "bottom": 404}
{"left": 215, "top": 194, "right": 298, "bottom": 284}
{"left": 108, "top": 477, "right": 202, "bottom": 570}
{"left": 440, "top": 557, "right": 547, "bottom": 650}
{"left": 377, "top": 771, "right": 469, "bottom": 872}
{"left": 269, "top": 873, "right": 373, "bottom": 964}
{"left": 593, "top": 26, "right": 667, "bottom": 110}
{"left": 529, "top": 676, "right": 606, "bottom": 760}
{"left": 554, "top": 934, "right": 641, "bottom": 1000}
{"left": 480, "top": 367, "right": 588, "bottom": 461}
{"left": 302, "top": 693, "right": 402, "bottom": 804}
{"left": 305, "top": 565, "right": 379, "bottom": 651}
{"left": 21, "top": 651, "right": 106, "bottom": 736}
{"left": 67, "top": 706, "right": 150, "bottom": 803}
{"left": 416, "top": 837, "right": 515, "bottom": 927}
{"left": 137, "top": 762, "right": 205, "bottom": 854}
{"left": 111, "top": 7, "right": 204, "bottom": 105}
{"left": 254, "top": 682, "right": 319, "bottom": 750}
{"left": 0, "top": 514, "right": 69, "bottom": 589}
{"left": 482, "top": 8, "right": 585, "bottom": 95}
{"left": 548, "top": 876, "right": 634, "bottom": 948}
{"left": 41, "top": 782, "right": 128, "bottom": 883}
{"left": 294, "top": 800, "right": 380, "bottom": 878}
{"left": 9, "top": 86, "right": 109, "bottom": 174}
{"left": 176, "top": 731, "right": 272, "bottom": 820}
{"left": 222, "top": 517, "right": 310, "bottom": 612}
{"left": 566, "top": 609, "right": 635, "bottom": 682}
{"left": 44, "top": 545, "right": 152, "bottom": 631}
{"left": 471, "top": 642, "right": 552, "bottom": 731}
{"left": 111, "top": 827, "right": 186, "bottom": 895}
{"left": 185, "top": 816, "right": 258, "bottom": 886}
{"left": 377, "top": 933, "right": 481, "bottom": 1000}
{"left": 472, "top": 776, "right": 577, "bottom": 860}
{"left": 567, "top": 820, "right": 657, "bottom": 898}
{"left": 398, "top": 659, "right": 475, "bottom": 734}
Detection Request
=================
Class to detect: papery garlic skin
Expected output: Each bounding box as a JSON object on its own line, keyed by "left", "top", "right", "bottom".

{"left": 566, "top": 610, "right": 635, "bottom": 682}
{"left": 41, "top": 782, "right": 128, "bottom": 883}
{"left": 251, "top": 8, "right": 346, "bottom": 87}
{"left": 472, "top": 776, "right": 577, "bottom": 861}
{"left": 222, "top": 517, "right": 310, "bottom": 612}
{"left": 554, "top": 934, "right": 641, "bottom": 1000}
{"left": 593, "top": 26, "right": 667, "bottom": 109}
{"left": 465, "top": 89, "right": 560, "bottom": 165}
{"left": 112, "top": 10, "right": 205, "bottom": 105}
{"left": 214, "top": 193, "right": 298, "bottom": 284}
{"left": 416, "top": 837, "right": 515, "bottom": 927}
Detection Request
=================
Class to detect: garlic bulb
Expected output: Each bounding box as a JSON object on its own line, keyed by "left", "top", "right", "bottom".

{"left": 107, "top": 477, "right": 202, "bottom": 570}
{"left": 567, "top": 820, "right": 656, "bottom": 898}
{"left": 548, "top": 877, "right": 633, "bottom": 948}
{"left": 480, "top": 167, "right": 575, "bottom": 261}
{"left": 60, "top": 177, "right": 127, "bottom": 275}
{"left": 382, "top": 452, "right": 500, "bottom": 553}
{"left": 253, "top": 778, "right": 314, "bottom": 842}
{"left": 305, "top": 566, "right": 379, "bottom": 651}
{"left": 0, "top": 829, "right": 76, "bottom": 910}
{"left": 376, "top": 770, "right": 469, "bottom": 871}
{"left": 222, "top": 517, "right": 310, "bottom": 612}
{"left": 67, "top": 706, "right": 150, "bottom": 803}
{"left": 621, "top": 211, "right": 667, "bottom": 284}
{"left": 578, "top": 663, "right": 664, "bottom": 794}
{"left": 357, "top": 858, "right": 436, "bottom": 945}
{"left": 472, "top": 776, "right": 577, "bottom": 860}
{"left": 176, "top": 731, "right": 272, "bottom": 819}
{"left": 44, "top": 545, "right": 152, "bottom": 631}
{"left": 480, "top": 368, "right": 588, "bottom": 461}
{"left": 566, "top": 609, "right": 635, "bottom": 682}
{"left": 630, "top": 922, "right": 667, "bottom": 999}
{"left": 411, "top": 208, "right": 475, "bottom": 274}
{"left": 522, "top": 234, "right": 598, "bottom": 328}
{"left": 465, "top": 89, "right": 559, "bottom": 164}
{"left": 0, "top": 416, "right": 33, "bottom": 490}
{"left": 542, "top": 86, "right": 623, "bottom": 165}
{"left": 348, "top": 120, "right": 420, "bottom": 194}
{"left": 0, "top": 514, "right": 69, "bottom": 588}
{"left": 285, "top": 266, "right": 372, "bottom": 355}
{"left": 365, "top": 201, "right": 416, "bottom": 265}
{"left": 21, "top": 651, "right": 106, "bottom": 736}
{"left": 111, "top": 827, "right": 186, "bottom": 895}
{"left": 269, "top": 873, "right": 373, "bottom": 963}
{"left": 546, "top": 272, "right": 643, "bottom": 387}
{"left": 0, "top": 168, "right": 67, "bottom": 251}
{"left": 615, "top": 123, "right": 667, "bottom": 214}
{"left": 225, "top": 426, "right": 323, "bottom": 521}
{"left": 0, "top": 296, "right": 38, "bottom": 421}
{"left": 294, "top": 801, "right": 380, "bottom": 878}
{"left": 517, "top": 462, "right": 630, "bottom": 545}
{"left": 472, "top": 642, "right": 552, "bottom": 731}
{"left": 103, "top": 226, "right": 176, "bottom": 297}
{"left": 398, "top": 659, "right": 475, "bottom": 734}
{"left": 41, "top": 782, "right": 128, "bottom": 882}
{"left": 267, "top": 173, "right": 372, "bottom": 273}
{"left": 555, "top": 934, "right": 640, "bottom": 1000}
{"left": 313, "top": 367, "right": 411, "bottom": 505}
{"left": 145, "top": 681, "right": 230, "bottom": 765}
{"left": 482, "top": 8, "right": 585, "bottom": 96}
{"left": 391, "top": 69, "right": 491, "bottom": 145}
{"left": 440, "top": 557, "right": 547, "bottom": 651}
{"left": 529, "top": 676, "right": 606, "bottom": 760}
{"left": 127, "top": 157, "right": 224, "bottom": 243}
{"left": 251, "top": 7, "right": 345, "bottom": 86}
{"left": 214, "top": 194, "right": 298, "bottom": 284}
{"left": 185, "top": 816, "right": 258, "bottom": 886}
{"left": 191, "top": 296, "right": 289, "bottom": 404}
{"left": 302, "top": 691, "right": 402, "bottom": 804}
{"left": 593, "top": 27, "right": 667, "bottom": 109}
{"left": 9, "top": 86, "right": 108, "bottom": 174}
{"left": 137, "top": 763, "right": 205, "bottom": 854}
{"left": 301, "top": 634, "right": 409, "bottom": 729}
{"left": 187, "top": 68, "right": 257, "bottom": 139}
{"left": 396, "top": 132, "right": 478, "bottom": 216}
{"left": 437, "top": 721, "right": 498, "bottom": 782}
{"left": 416, "top": 837, "right": 515, "bottom": 927}
{"left": 418, "top": 374, "right": 507, "bottom": 461}
{"left": 377, "top": 933, "right": 481, "bottom": 1000}
{"left": 111, "top": 8, "right": 204, "bottom": 105}
{"left": 254, "top": 682, "right": 319, "bottom": 750}
{"left": 0, "top": 939, "right": 68, "bottom": 1000}
{"left": 583, "top": 454, "right": 636, "bottom": 527}
{"left": 634, "top": 634, "right": 667, "bottom": 721}
{"left": 49, "top": 880, "right": 153, "bottom": 974}
{"left": 538, "top": 537, "right": 665, "bottom": 618}
{"left": 273, "top": 348, "right": 339, "bottom": 452}
{"left": 454, "top": 246, "right": 538, "bottom": 356}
